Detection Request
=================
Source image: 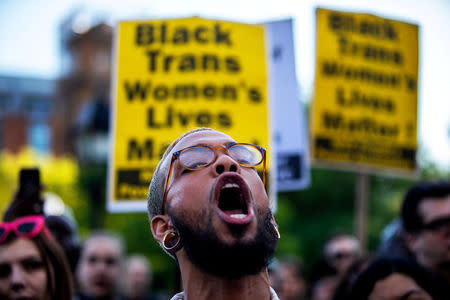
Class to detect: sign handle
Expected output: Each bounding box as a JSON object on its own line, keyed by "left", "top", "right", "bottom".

{"left": 355, "top": 171, "right": 369, "bottom": 251}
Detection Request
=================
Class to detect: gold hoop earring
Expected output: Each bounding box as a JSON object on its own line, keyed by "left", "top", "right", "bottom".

{"left": 270, "top": 214, "right": 281, "bottom": 240}
{"left": 162, "top": 231, "right": 181, "bottom": 254}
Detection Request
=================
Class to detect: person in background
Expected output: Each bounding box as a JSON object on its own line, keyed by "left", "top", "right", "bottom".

{"left": 309, "top": 262, "right": 339, "bottom": 300}
{"left": 332, "top": 255, "right": 372, "bottom": 300}
{"left": 348, "top": 256, "right": 443, "bottom": 300}
{"left": 75, "top": 230, "right": 124, "bottom": 300}
{"left": 4, "top": 168, "right": 82, "bottom": 275}
{"left": 147, "top": 128, "right": 280, "bottom": 300}
{"left": 271, "top": 256, "right": 308, "bottom": 300}
{"left": 0, "top": 215, "right": 73, "bottom": 300}
{"left": 377, "top": 218, "right": 415, "bottom": 261}
{"left": 400, "top": 181, "right": 450, "bottom": 295}
{"left": 323, "top": 233, "right": 362, "bottom": 276}
{"left": 45, "top": 214, "right": 81, "bottom": 275}
{"left": 121, "top": 254, "right": 158, "bottom": 300}
{"left": 308, "top": 232, "right": 361, "bottom": 300}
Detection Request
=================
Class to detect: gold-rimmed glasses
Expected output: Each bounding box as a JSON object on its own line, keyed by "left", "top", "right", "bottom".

{"left": 161, "top": 143, "right": 266, "bottom": 213}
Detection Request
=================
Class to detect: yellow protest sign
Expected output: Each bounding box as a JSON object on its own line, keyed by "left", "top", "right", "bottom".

{"left": 108, "top": 17, "right": 270, "bottom": 211}
{"left": 311, "top": 8, "right": 419, "bottom": 175}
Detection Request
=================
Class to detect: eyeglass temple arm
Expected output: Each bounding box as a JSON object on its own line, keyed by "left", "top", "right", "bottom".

{"left": 161, "top": 156, "right": 177, "bottom": 213}
{"left": 42, "top": 226, "right": 53, "bottom": 240}
{"left": 263, "top": 151, "right": 266, "bottom": 186}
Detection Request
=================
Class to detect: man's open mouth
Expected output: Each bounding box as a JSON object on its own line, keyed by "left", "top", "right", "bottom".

{"left": 214, "top": 173, "right": 253, "bottom": 225}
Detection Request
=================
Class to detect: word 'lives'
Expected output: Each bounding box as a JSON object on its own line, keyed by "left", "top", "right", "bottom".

{"left": 147, "top": 106, "right": 232, "bottom": 129}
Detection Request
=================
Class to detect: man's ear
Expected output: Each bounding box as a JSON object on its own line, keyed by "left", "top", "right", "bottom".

{"left": 405, "top": 232, "right": 418, "bottom": 252}
{"left": 151, "top": 215, "right": 173, "bottom": 243}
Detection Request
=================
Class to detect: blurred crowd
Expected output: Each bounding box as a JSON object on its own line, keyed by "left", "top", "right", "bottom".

{"left": 0, "top": 168, "right": 448, "bottom": 300}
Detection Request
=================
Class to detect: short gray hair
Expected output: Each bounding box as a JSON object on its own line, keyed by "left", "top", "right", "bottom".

{"left": 82, "top": 230, "right": 125, "bottom": 258}
{"left": 147, "top": 127, "right": 214, "bottom": 220}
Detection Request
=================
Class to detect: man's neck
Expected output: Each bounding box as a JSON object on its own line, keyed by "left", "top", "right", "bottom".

{"left": 178, "top": 254, "right": 273, "bottom": 300}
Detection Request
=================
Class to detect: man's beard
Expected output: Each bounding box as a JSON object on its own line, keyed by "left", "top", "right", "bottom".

{"left": 437, "top": 260, "right": 450, "bottom": 272}
{"left": 170, "top": 206, "right": 278, "bottom": 279}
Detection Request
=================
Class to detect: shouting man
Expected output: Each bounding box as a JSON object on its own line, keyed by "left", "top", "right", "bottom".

{"left": 147, "top": 128, "right": 280, "bottom": 300}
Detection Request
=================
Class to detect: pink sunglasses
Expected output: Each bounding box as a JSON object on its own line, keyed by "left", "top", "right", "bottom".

{"left": 0, "top": 215, "right": 52, "bottom": 244}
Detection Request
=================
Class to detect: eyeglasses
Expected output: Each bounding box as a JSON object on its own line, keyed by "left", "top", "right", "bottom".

{"left": 0, "top": 215, "right": 52, "bottom": 244}
{"left": 162, "top": 143, "right": 266, "bottom": 212}
{"left": 327, "top": 251, "right": 358, "bottom": 262}
{"left": 86, "top": 255, "right": 119, "bottom": 267}
{"left": 422, "top": 216, "right": 450, "bottom": 236}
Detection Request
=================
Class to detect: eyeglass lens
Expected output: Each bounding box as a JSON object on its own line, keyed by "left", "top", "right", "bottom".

{"left": 180, "top": 147, "right": 215, "bottom": 169}
{"left": 423, "top": 216, "right": 450, "bottom": 232}
{"left": 330, "top": 252, "right": 355, "bottom": 261}
{"left": 179, "top": 144, "right": 262, "bottom": 169}
{"left": 229, "top": 144, "right": 262, "bottom": 165}
{"left": 0, "top": 227, "right": 6, "bottom": 239}
{"left": 17, "top": 222, "right": 38, "bottom": 235}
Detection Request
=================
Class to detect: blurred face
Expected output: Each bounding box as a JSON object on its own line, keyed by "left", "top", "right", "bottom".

{"left": 123, "top": 259, "right": 151, "bottom": 299}
{"left": 0, "top": 238, "right": 50, "bottom": 300}
{"left": 412, "top": 196, "right": 450, "bottom": 270}
{"left": 76, "top": 236, "right": 122, "bottom": 299}
{"left": 311, "top": 276, "right": 338, "bottom": 300}
{"left": 165, "top": 130, "right": 278, "bottom": 277}
{"left": 325, "top": 236, "right": 360, "bottom": 274}
{"left": 277, "top": 265, "right": 307, "bottom": 300}
{"left": 368, "top": 273, "right": 432, "bottom": 300}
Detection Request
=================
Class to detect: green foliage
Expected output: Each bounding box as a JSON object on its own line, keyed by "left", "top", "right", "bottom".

{"left": 275, "top": 169, "right": 359, "bottom": 269}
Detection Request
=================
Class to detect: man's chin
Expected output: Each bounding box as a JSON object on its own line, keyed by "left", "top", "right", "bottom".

{"left": 91, "top": 286, "right": 112, "bottom": 299}
{"left": 214, "top": 218, "right": 260, "bottom": 243}
{"left": 171, "top": 207, "right": 278, "bottom": 279}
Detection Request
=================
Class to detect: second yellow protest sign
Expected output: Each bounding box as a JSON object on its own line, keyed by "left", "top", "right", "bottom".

{"left": 108, "top": 17, "right": 270, "bottom": 210}
{"left": 311, "top": 8, "right": 419, "bottom": 174}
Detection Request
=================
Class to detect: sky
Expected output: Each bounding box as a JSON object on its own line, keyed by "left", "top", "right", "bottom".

{"left": 0, "top": 0, "right": 449, "bottom": 170}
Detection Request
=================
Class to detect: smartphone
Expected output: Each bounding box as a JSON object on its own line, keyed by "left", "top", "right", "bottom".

{"left": 18, "top": 168, "right": 41, "bottom": 197}
{"left": 3, "top": 168, "right": 44, "bottom": 220}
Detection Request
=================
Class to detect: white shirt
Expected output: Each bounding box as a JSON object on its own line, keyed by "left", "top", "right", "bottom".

{"left": 170, "top": 286, "right": 280, "bottom": 300}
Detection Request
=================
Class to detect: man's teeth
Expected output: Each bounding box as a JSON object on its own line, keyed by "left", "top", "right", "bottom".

{"left": 222, "top": 183, "right": 239, "bottom": 189}
{"left": 230, "top": 213, "right": 247, "bottom": 219}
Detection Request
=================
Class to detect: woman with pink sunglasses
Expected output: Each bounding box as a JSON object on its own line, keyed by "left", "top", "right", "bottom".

{"left": 0, "top": 215, "right": 73, "bottom": 300}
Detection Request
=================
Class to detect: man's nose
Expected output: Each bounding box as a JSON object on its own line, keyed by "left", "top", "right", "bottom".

{"left": 95, "top": 260, "right": 110, "bottom": 272}
{"left": 213, "top": 152, "right": 240, "bottom": 175}
{"left": 10, "top": 266, "right": 26, "bottom": 291}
